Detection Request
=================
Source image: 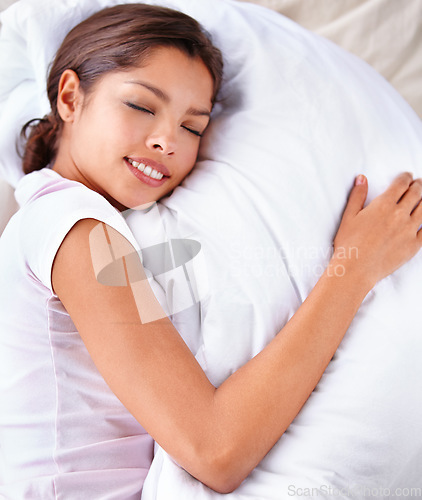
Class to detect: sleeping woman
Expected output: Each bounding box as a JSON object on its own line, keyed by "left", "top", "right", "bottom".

{"left": 0, "top": 4, "right": 421, "bottom": 498}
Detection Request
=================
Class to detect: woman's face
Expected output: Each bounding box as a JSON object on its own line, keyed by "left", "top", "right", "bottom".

{"left": 54, "top": 46, "right": 214, "bottom": 210}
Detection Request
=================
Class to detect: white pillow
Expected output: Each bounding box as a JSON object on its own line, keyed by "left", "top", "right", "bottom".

{"left": 1, "top": 0, "right": 422, "bottom": 498}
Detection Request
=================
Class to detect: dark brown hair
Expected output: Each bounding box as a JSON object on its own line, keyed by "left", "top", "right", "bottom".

{"left": 20, "top": 4, "right": 223, "bottom": 174}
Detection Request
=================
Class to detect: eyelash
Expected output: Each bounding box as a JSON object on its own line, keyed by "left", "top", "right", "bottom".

{"left": 125, "top": 101, "right": 153, "bottom": 114}
{"left": 124, "top": 101, "right": 203, "bottom": 138}
{"left": 182, "top": 126, "right": 203, "bottom": 138}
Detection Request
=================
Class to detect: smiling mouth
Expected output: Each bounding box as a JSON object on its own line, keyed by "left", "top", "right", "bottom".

{"left": 125, "top": 157, "right": 167, "bottom": 180}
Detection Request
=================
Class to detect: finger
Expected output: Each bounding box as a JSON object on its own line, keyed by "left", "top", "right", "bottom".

{"left": 411, "top": 196, "right": 422, "bottom": 223}
{"left": 398, "top": 178, "right": 422, "bottom": 214}
{"left": 383, "top": 172, "right": 413, "bottom": 203}
{"left": 342, "top": 175, "right": 368, "bottom": 219}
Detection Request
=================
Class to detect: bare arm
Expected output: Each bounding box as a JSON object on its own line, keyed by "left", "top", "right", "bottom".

{"left": 52, "top": 173, "right": 422, "bottom": 493}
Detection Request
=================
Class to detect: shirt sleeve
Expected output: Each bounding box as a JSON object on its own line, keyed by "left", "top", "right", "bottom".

{"left": 19, "top": 183, "right": 141, "bottom": 292}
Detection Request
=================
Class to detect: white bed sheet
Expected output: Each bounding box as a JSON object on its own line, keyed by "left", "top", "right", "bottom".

{"left": 0, "top": 1, "right": 422, "bottom": 499}
{"left": 239, "top": 0, "right": 422, "bottom": 120}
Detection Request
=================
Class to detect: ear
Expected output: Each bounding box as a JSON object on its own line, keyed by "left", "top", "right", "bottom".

{"left": 57, "top": 69, "right": 82, "bottom": 122}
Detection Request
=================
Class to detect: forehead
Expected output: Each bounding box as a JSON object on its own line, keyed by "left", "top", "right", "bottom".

{"left": 93, "top": 46, "right": 214, "bottom": 105}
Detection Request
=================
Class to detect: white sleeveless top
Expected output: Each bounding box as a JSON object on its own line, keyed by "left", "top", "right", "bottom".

{"left": 0, "top": 169, "right": 154, "bottom": 499}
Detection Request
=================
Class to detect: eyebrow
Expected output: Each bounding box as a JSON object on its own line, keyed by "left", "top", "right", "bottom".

{"left": 124, "top": 80, "right": 211, "bottom": 117}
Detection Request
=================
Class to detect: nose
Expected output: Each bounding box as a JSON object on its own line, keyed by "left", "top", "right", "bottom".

{"left": 145, "top": 122, "right": 177, "bottom": 156}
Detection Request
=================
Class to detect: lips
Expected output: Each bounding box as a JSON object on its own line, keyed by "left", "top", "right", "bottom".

{"left": 125, "top": 157, "right": 170, "bottom": 177}
{"left": 124, "top": 157, "right": 169, "bottom": 187}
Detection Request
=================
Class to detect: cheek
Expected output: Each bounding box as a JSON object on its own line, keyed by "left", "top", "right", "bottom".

{"left": 176, "top": 158, "right": 197, "bottom": 185}
{"left": 79, "top": 112, "right": 136, "bottom": 155}
{"left": 119, "top": 115, "right": 151, "bottom": 148}
{"left": 180, "top": 139, "right": 201, "bottom": 169}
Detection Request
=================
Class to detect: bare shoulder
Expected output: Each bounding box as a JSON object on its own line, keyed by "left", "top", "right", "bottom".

{"left": 52, "top": 217, "right": 167, "bottom": 333}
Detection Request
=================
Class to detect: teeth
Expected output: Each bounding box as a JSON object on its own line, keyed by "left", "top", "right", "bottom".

{"left": 127, "top": 158, "right": 164, "bottom": 180}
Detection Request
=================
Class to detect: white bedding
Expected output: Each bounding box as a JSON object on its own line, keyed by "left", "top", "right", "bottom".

{"left": 239, "top": 0, "right": 422, "bottom": 121}
{"left": 1, "top": 0, "right": 422, "bottom": 499}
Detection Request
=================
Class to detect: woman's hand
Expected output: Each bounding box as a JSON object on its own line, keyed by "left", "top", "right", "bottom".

{"left": 333, "top": 172, "right": 422, "bottom": 287}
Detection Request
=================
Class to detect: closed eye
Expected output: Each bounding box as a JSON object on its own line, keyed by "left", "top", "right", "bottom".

{"left": 124, "top": 101, "right": 154, "bottom": 115}
{"left": 182, "top": 126, "right": 203, "bottom": 138}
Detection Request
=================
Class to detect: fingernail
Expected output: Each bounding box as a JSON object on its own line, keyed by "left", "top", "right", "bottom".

{"left": 355, "top": 175, "right": 365, "bottom": 186}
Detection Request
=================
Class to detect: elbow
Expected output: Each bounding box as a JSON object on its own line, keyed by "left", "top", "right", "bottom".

{"left": 209, "top": 477, "right": 244, "bottom": 495}
{"left": 201, "top": 466, "right": 244, "bottom": 494}
{"left": 192, "top": 444, "right": 247, "bottom": 494}
{"left": 175, "top": 415, "right": 253, "bottom": 493}
{"left": 204, "top": 470, "right": 243, "bottom": 494}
